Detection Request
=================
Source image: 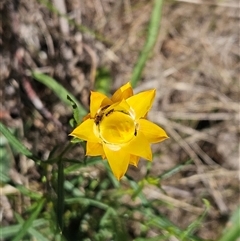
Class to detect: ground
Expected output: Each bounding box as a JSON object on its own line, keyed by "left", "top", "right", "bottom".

{"left": 0, "top": 0, "right": 239, "bottom": 240}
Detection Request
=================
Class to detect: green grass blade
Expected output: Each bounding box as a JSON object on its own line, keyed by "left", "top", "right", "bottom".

{"left": 145, "top": 209, "right": 205, "bottom": 241}
{"left": 57, "top": 159, "right": 64, "bottom": 231}
{"left": 12, "top": 198, "right": 46, "bottom": 241}
{"left": 67, "top": 95, "right": 81, "bottom": 126}
{"left": 131, "top": 0, "right": 164, "bottom": 87}
{"left": 180, "top": 199, "right": 210, "bottom": 240}
{"left": 0, "top": 219, "right": 48, "bottom": 239}
{"left": 159, "top": 159, "right": 193, "bottom": 180}
{"left": 218, "top": 206, "right": 240, "bottom": 241}
{"left": 16, "top": 185, "right": 43, "bottom": 200}
{"left": 32, "top": 72, "right": 87, "bottom": 119}
{"left": 15, "top": 214, "right": 49, "bottom": 241}
{"left": 129, "top": 180, "right": 149, "bottom": 206}
{"left": 0, "top": 122, "right": 39, "bottom": 162}
{"left": 0, "top": 135, "right": 11, "bottom": 182}
{"left": 135, "top": 236, "right": 167, "bottom": 241}
{"left": 65, "top": 197, "right": 109, "bottom": 210}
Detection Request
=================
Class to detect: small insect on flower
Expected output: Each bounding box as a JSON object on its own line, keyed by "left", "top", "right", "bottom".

{"left": 70, "top": 82, "right": 168, "bottom": 180}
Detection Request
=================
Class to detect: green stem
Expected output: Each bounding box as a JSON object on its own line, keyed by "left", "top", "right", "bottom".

{"left": 59, "top": 142, "right": 73, "bottom": 158}
{"left": 131, "top": 0, "right": 164, "bottom": 87}
{"left": 57, "top": 159, "right": 64, "bottom": 232}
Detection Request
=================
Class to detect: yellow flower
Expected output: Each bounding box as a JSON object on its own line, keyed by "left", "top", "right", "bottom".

{"left": 70, "top": 82, "right": 168, "bottom": 180}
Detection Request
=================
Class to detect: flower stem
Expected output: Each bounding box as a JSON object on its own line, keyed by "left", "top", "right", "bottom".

{"left": 57, "top": 158, "right": 64, "bottom": 232}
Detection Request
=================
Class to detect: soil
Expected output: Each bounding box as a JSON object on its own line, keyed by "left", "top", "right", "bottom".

{"left": 0, "top": 0, "right": 239, "bottom": 240}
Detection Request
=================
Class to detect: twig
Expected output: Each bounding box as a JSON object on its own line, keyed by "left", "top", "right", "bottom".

{"left": 163, "top": 112, "right": 238, "bottom": 121}
{"left": 36, "top": 12, "right": 55, "bottom": 56}
{"left": 52, "top": 0, "right": 69, "bottom": 36}
{"left": 83, "top": 43, "right": 98, "bottom": 90}
{"left": 173, "top": 170, "right": 239, "bottom": 185}
{"left": 21, "top": 77, "right": 62, "bottom": 128}
{"left": 176, "top": 0, "right": 239, "bottom": 8}
{"left": 143, "top": 185, "right": 204, "bottom": 214}
{"left": 149, "top": 114, "right": 229, "bottom": 214}
{"left": 14, "top": 48, "right": 63, "bottom": 129}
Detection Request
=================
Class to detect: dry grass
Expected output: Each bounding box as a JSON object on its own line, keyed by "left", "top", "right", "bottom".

{"left": 0, "top": 0, "right": 239, "bottom": 240}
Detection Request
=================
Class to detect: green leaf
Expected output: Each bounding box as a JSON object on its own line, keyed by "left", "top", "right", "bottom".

{"left": 95, "top": 67, "right": 111, "bottom": 95}
{"left": 131, "top": 0, "right": 163, "bottom": 87}
{"left": 16, "top": 185, "right": 42, "bottom": 200}
{"left": 0, "top": 219, "right": 47, "bottom": 239}
{"left": 70, "top": 137, "right": 83, "bottom": 143}
{"left": 180, "top": 199, "right": 210, "bottom": 240}
{"left": 129, "top": 180, "right": 148, "bottom": 206}
{"left": 12, "top": 198, "right": 46, "bottom": 241}
{"left": 144, "top": 208, "right": 205, "bottom": 241}
{"left": 218, "top": 206, "right": 240, "bottom": 241}
{"left": 0, "top": 135, "right": 11, "bottom": 182}
{"left": 159, "top": 159, "right": 193, "bottom": 180}
{"left": 0, "top": 122, "right": 39, "bottom": 162}
{"left": 15, "top": 214, "right": 49, "bottom": 241}
{"left": 65, "top": 197, "right": 109, "bottom": 210}
{"left": 56, "top": 159, "right": 64, "bottom": 231}
{"left": 32, "top": 72, "right": 87, "bottom": 119}
{"left": 67, "top": 95, "right": 81, "bottom": 126}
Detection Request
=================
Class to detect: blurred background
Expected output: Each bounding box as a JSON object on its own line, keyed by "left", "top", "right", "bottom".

{"left": 0, "top": 0, "right": 239, "bottom": 240}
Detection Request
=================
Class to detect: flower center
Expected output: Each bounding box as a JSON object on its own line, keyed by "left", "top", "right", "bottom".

{"left": 95, "top": 107, "right": 136, "bottom": 145}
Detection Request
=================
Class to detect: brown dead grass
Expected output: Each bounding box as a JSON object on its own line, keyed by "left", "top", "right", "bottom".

{"left": 0, "top": 0, "right": 239, "bottom": 240}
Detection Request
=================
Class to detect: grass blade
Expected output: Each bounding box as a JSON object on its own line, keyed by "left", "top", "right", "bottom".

{"left": 16, "top": 185, "right": 43, "bottom": 200}
{"left": 0, "top": 219, "right": 48, "bottom": 239}
{"left": 131, "top": 0, "right": 164, "bottom": 87}
{"left": 67, "top": 95, "right": 81, "bottom": 126}
{"left": 0, "top": 122, "right": 39, "bottom": 162}
{"left": 12, "top": 198, "right": 46, "bottom": 241}
{"left": 180, "top": 199, "right": 210, "bottom": 240}
{"left": 218, "top": 206, "right": 240, "bottom": 241}
{"left": 57, "top": 159, "right": 64, "bottom": 231}
{"left": 15, "top": 214, "right": 50, "bottom": 241}
{"left": 159, "top": 159, "right": 193, "bottom": 180}
{"left": 32, "top": 72, "right": 87, "bottom": 119}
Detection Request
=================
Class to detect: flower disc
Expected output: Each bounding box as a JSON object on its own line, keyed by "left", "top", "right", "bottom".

{"left": 99, "top": 110, "right": 135, "bottom": 144}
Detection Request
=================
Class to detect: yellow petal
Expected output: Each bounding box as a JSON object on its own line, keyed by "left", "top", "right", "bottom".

{"left": 126, "top": 89, "right": 156, "bottom": 119}
{"left": 103, "top": 144, "right": 130, "bottom": 180}
{"left": 90, "top": 91, "right": 112, "bottom": 117}
{"left": 70, "top": 119, "right": 99, "bottom": 142}
{"left": 129, "top": 155, "right": 140, "bottom": 167}
{"left": 106, "top": 98, "right": 131, "bottom": 113}
{"left": 138, "top": 119, "right": 169, "bottom": 143}
{"left": 111, "top": 82, "right": 133, "bottom": 102}
{"left": 124, "top": 131, "right": 152, "bottom": 161}
{"left": 86, "top": 142, "right": 105, "bottom": 156}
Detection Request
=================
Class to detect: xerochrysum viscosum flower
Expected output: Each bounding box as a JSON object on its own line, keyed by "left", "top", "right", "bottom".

{"left": 70, "top": 82, "right": 168, "bottom": 180}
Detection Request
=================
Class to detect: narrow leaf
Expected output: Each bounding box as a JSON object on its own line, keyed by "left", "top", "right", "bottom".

{"left": 12, "top": 198, "right": 46, "bottom": 241}
{"left": 56, "top": 159, "right": 64, "bottom": 231}
{"left": 0, "top": 122, "right": 39, "bottom": 162}
{"left": 16, "top": 185, "right": 42, "bottom": 200}
{"left": 67, "top": 95, "right": 81, "bottom": 126}
{"left": 131, "top": 0, "right": 163, "bottom": 87}
{"left": 218, "top": 206, "right": 240, "bottom": 241}
{"left": 32, "top": 72, "right": 87, "bottom": 119}
{"left": 0, "top": 219, "right": 47, "bottom": 239}
{"left": 15, "top": 214, "right": 49, "bottom": 241}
